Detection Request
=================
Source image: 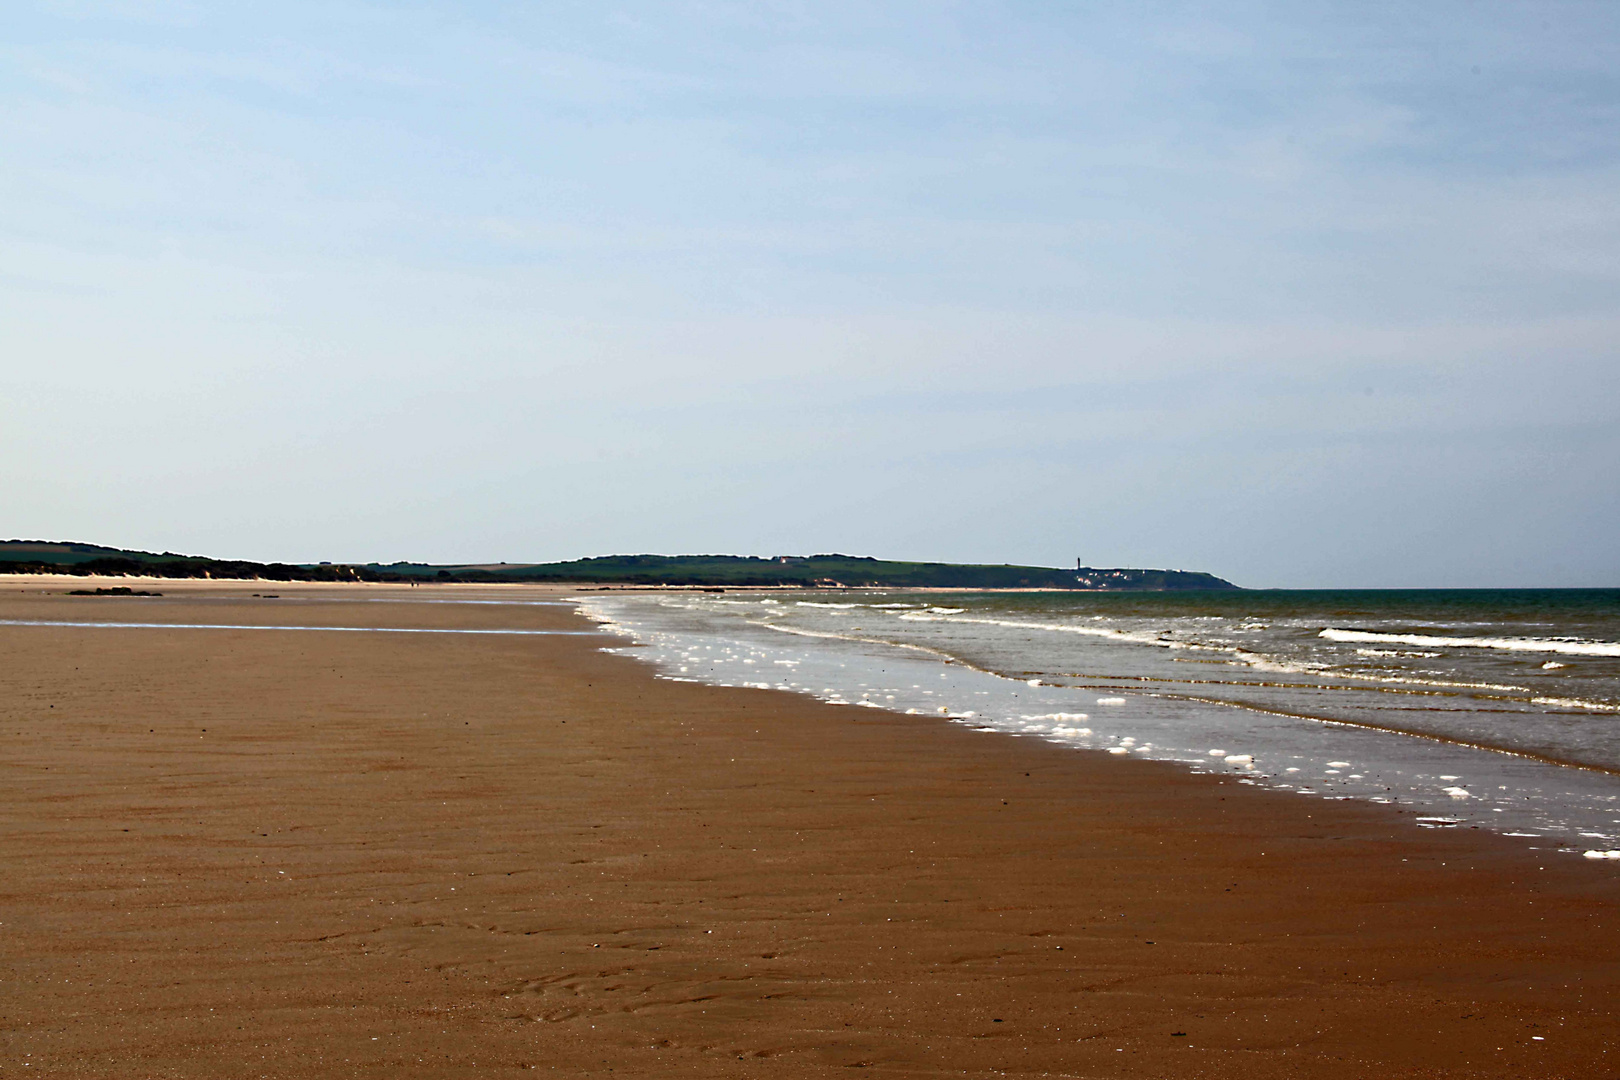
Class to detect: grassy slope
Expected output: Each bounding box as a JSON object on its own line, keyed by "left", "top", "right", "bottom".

{"left": 0, "top": 542, "right": 1238, "bottom": 590}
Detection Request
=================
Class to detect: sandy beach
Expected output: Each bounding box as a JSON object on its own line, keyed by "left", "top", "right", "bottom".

{"left": 1, "top": 578, "right": 1616, "bottom": 1078}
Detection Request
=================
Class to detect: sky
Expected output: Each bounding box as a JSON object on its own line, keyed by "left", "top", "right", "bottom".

{"left": 3, "top": 1, "right": 1617, "bottom": 587}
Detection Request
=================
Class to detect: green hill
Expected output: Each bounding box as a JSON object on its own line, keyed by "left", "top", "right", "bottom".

{"left": 0, "top": 541, "right": 1238, "bottom": 591}
{"left": 0, "top": 540, "right": 371, "bottom": 582}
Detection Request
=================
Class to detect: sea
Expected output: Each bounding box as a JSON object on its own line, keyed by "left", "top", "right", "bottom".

{"left": 579, "top": 588, "right": 1620, "bottom": 859}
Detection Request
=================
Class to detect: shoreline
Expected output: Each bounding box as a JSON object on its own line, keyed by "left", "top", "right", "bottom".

{"left": 18, "top": 574, "right": 1620, "bottom": 793}
{"left": 0, "top": 572, "right": 1235, "bottom": 595}
{"left": 1, "top": 581, "right": 1616, "bottom": 1076}
{"left": 584, "top": 590, "right": 1620, "bottom": 853}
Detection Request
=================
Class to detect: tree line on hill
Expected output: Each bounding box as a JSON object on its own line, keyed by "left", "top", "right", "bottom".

{"left": 0, "top": 543, "right": 1238, "bottom": 590}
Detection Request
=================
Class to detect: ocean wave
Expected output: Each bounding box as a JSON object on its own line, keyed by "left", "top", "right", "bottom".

{"left": 1321, "top": 628, "right": 1620, "bottom": 658}
{"left": 870, "top": 612, "right": 1553, "bottom": 697}
{"left": 745, "top": 618, "right": 987, "bottom": 670}
{"left": 896, "top": 612, "right": 1207, "bottom": 651}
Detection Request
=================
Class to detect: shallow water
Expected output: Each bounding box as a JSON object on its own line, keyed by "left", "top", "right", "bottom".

{"left": 580, "top": 589, "right": 1620, "bottom": 859}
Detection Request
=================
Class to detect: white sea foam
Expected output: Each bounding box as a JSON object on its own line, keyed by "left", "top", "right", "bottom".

{"left": 1097, "top": 696, "right": 1128, "bottom": 706}
{"left": 1321, "top": 627, "right": 1620, "bottom": 658}
{"left": 1234, "top": 650, "right": 1532, "bottom": 694}
{"left": 747, "top": 619, "right": 968, "bottom": 666}
{"left": 1532, "top": 696, "right": 1620, "bottom": 712}
{"left": 1356, "top": 648, "right": 1442, "bottom": 659}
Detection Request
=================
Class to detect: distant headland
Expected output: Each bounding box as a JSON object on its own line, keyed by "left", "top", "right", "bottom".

{"left": 0, "top": 541, "right": 1240, "bottom": 591}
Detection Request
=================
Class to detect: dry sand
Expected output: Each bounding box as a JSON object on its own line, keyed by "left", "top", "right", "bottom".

{"left": 0, "top": 578, "right": 1616, "bottom": 1078}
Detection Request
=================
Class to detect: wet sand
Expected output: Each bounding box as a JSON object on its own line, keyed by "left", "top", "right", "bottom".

{"left": 1, "top": 578, "right": 1616, "bottom": 1078}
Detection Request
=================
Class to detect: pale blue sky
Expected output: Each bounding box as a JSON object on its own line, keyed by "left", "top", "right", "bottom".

{"left": 4, "top": 2, "right": 1617, "bottom": 585}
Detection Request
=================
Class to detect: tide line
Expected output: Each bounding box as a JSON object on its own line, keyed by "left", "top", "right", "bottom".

{"left": 0, "top": 619, "right": 600, "bottom": 636}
